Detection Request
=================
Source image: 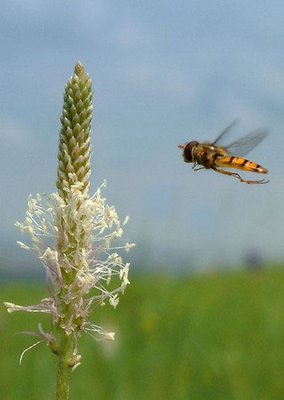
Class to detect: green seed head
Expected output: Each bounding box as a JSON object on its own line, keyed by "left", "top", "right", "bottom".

{"left": 57, "top": 62, "right": 93, "bottom": 200}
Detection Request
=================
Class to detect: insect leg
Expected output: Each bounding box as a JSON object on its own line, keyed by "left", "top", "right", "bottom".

{"left": 211, "top": 167, "right": 269, "bottom": 184}
{"left": 192, "top": 162, "right": 205, "bottom": 171}
{"left": 193, "top": 166, "right": 205, "bottom": 171}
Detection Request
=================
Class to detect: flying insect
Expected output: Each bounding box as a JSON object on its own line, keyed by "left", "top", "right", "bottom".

{"left": 178, "top": 121, "right": 269, "bottom": 184}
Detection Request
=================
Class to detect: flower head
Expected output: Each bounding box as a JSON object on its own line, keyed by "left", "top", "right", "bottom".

{"left": 57, "top": 62, "right": 92, "bottom": 199}
{"left": 5, "top": 63, "right": 134, "bottom": 355}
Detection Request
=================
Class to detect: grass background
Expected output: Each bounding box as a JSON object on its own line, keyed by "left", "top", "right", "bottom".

{"left": 1, "top": 268, "right": 284, "bottom": 399}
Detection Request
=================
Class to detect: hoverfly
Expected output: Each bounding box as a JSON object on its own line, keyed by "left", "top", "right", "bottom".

{"left": 178, "top": 121, "right": 269, "bottom": 184}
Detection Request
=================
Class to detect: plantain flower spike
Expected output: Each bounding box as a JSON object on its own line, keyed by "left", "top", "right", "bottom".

{"left": 5, "top": 63, "right": 134, "bottom": 365}
{"left": 57, "top": 62, "right": 92, "bottom": 199}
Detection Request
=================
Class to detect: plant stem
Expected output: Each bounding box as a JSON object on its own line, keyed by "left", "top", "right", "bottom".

{"left": 56, "top": 331, "right": 75, "bottom": 400}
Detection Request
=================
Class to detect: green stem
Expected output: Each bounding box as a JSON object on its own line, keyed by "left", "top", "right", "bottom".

{"left": 56, "top": 331, "right": 75, "bottom": 400}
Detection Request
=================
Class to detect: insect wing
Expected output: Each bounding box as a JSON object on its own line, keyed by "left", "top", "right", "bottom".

{"left": 224, "top": 129, "right": 268, "bottom": 157}
{"left": 212, "top": 120, "right": 238, "bottom": 145}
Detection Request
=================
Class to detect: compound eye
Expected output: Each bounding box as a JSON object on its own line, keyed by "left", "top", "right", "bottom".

{"left": 183, "top": 141, "right": 198, "bottom": 162}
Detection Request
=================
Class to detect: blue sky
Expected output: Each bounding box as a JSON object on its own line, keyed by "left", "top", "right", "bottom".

{"left": 1, "top": 1, "right": 284, "bottom": 272}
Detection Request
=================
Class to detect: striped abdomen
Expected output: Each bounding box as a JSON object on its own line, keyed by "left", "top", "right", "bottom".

{"left": 216, "top": 156, "right": 267, "bottom": 174}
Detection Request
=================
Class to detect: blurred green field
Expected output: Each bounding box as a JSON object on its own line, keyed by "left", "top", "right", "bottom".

{"left": 1, "top": 268, "right": 284, "bottom": 400}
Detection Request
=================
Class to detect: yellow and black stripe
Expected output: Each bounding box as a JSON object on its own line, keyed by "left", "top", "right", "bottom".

{"left": 215, "top": 156, "right": 267, "bottom": 174}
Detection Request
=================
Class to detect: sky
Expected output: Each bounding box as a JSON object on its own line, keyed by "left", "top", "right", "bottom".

{"left": 1, "top": 0, "right": 284, "bottom": 273}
